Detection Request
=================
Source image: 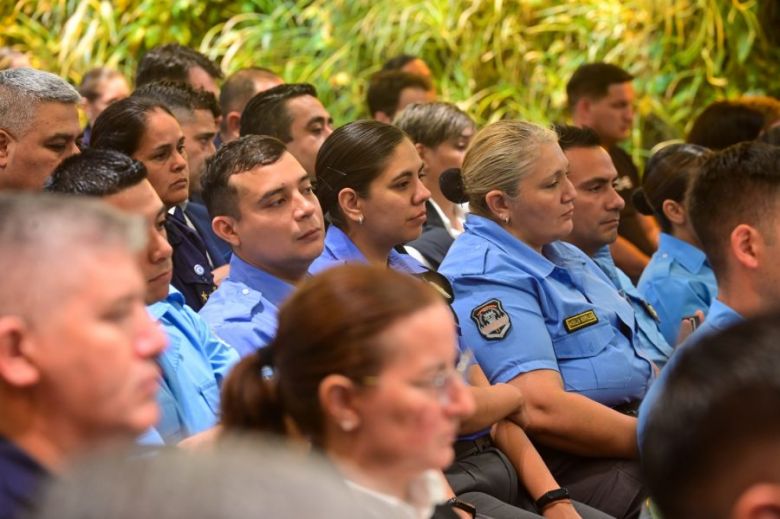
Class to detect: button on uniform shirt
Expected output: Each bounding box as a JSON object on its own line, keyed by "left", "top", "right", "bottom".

{"left": 637, "top": 233, "right": 718, "bottom": 345}
{"left": 637, "top": 299, "right": 743, "bottom": 452}
{"left": 199, "top": 254, "right": 295, "bottom": 357}
{"left": 0, "top": 436, "right": 48, "bottom": 519}
{"left": 309, "top": 225, "right": 427, "bottom": 275}
{"left": 592, "top": 246, "right": 673, "bottom": 368}
{"left": 149, "top": 286, "right": 240, "bottom": 443}
{"left": 439, "top": 214, "right": 653, "bottom": 407}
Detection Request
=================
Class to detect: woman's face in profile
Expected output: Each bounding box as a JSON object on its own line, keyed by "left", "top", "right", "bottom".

{"left": 357, "top": 138, "right": 431, "bottom": 246}
{"left": 348, "top": 302, "right": 475, "bottom": 474}
{"left": 506, "top": 141, "right": 576, "bottom": 250}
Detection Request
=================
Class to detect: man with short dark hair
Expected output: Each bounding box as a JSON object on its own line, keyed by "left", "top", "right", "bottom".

{"left": 136, "top": 44, "right": 223, "bottom": 97}
{"left": 46, "top": 148, "right": 239, "bottom": 445}
{"left": 642, "top": 313, "right": 780, "bottom": 519}
{"left": 567, "top": 63, "right": 658, "bottom": 280}
{"left": 218, "top": 67, "right": 283, "bottom": 146}
{"left": 0, "top": 68, "right": 81, "bottom": 190}
{"left": 0, "top": 192, "right": 166, "bottom": 517}
{"left": 240, "top": 83, "right": 332, "bottom": 177}
{"left": 367, "top": 70, "right": 434, "bottom": 123}
{"left": 199, "top": 135, "right": 324, "bottom": 356}
{"left": 637, "top": 141, "right": 780, "bottom": 449}
{"left": 557, "top": 124, "right": 672, "bottom": 367}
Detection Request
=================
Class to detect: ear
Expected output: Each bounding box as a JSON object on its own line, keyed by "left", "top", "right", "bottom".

{"left": 0, "top": 129, "right": 12, "bottom": 169}
{"left": 336, "top": 187, "right": 363, "bottom": 226}
{"left": 212, "top": 215, "right": 240, "bottom": 247}
{"left": 573, "top": 97, "right": 592, "bottom": 125}
{"left": 416, "top": 143, "right": 432, "bottom": 170}
{"left": 662, "top": 199, "right": 686, "bottom": 226}
{"left": 730, "top": 224, "right": 761, "bottom": 270}
{"left": 731, "top": 483, "right": 780, "bottom": 519}
{"left": 484, "top": 189, "right": 512, "bottom": 224}
{"left": 373, "top": 111, "right": 392, "bottom": 124}
{"left": 0, "top": 316, "right": 41, "bottom": 387}
{"left": 318, "top": 374, "right": 361, "bottom": 432}
{"left": 226, "top": 111, "right": 242, "bottom": 138}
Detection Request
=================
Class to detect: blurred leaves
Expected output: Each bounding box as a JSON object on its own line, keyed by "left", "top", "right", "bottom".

{"left": 2, "top": 0, "right": 778, "bottom": 160}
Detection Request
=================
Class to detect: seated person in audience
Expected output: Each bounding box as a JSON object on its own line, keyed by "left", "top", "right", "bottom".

{"left": 642, "top": 314, "right": 780, "bottom": 519}
{"left": 133, "top": 80, "right": 230, "bottom": 264}
{"left": 634, "top": 143, "right": 717, "bottom": 345}
{"left": 0, "top": 68, "right": 81, "bottom": 190}
{"left": 367, "top": 70, "right": 435, "bottom": 123}
{"left": 91, "top": 97, "right": 216, "bottom": 310}
{"left": 221, "top": 264, "right": 477, "bottom": 518}
{"left": 239, "top": 83, "right": 332, "bottom": 177}
{"left": 566, "top": 63, "right": 657, "bottom": 280}
{"left": 637, "top": 141, "right": 780, "bottom": 450}
{"left": 46, "top": 149, "right": 239, "bottom": 444}
{"left": 439, "top": 121, "right": 651, "bottom": 519}
{"left": 78, "top": 67, "right": 130, "bottom": 146}
{"left": 556, "top": 125, "right": 672, "bottom": 367}
{"left": 687, "top": 97, "right": 780, "bottom": 150}
{"left": 394, "top": 102, "right": 475, "bottom": 269}
{"left": 0, "top": 193, "right": 166, "bottom": 517}
{"left": 218, "top": 67, "right": 283, "bottom": 146}
{"left": 198, "top": 136, "right": 324, "bottom": 356}
{"left": 309, "top": 120, "right": 430, "bottom": 275}
{"left": 135, "top": 43, "right": 222, "bottom": 97}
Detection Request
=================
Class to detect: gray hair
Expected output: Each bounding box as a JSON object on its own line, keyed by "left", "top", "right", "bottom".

{"left": 0, "top": 192, "right": 145, "bottom": 317}
{"left": 32, "top": 435, "right": 366, "bottom": 519}
{"left": 393, "top": 101, "right": 475, "bottom": 148}
{"left": 0, "top": 68, "right": 81, "bottom": 136}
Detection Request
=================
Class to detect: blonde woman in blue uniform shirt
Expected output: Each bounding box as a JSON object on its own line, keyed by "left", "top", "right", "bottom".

{"left": 634, "top": 143, "right": 718, "bottom": 346}
{"left": 309, "top": 120, "right": 430, "bottom": 275}
{"left": 438, "top": 121, "right": 652, "bottom": 519}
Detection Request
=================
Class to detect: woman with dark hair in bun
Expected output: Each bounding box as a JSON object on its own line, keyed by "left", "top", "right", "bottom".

{"left": 635, "top": 143, "right": 717, "bottom": 345}
{"left": 309, "top": 120, "right": 431, "bottom": 274}
{"left": 221, "top": 264, "right": 476, "bottom": 518}
{"left": 438, "top": 121, "right": 652, "bottom": 519}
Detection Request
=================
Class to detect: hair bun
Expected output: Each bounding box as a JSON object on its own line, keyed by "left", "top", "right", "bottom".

{"left": 440, "top": 168, "right": 468, "bottom": 204}
{"left": 632, "top": 187, "right": 654, "bottom": 215}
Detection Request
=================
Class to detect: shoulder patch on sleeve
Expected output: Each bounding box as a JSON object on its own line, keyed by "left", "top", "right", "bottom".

{"left": 470, "top": 299, "right": 511, "bottom": 340}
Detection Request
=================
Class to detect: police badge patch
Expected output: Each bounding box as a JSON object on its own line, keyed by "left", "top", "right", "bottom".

{"left": 471, "top": 299, "right": 511, "bottom": 340}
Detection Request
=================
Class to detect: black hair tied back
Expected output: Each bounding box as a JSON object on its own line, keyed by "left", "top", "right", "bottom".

{"left": 632, "top": 187, "right": 655, "bottom": 216}
{"left": 440, "top": 168, "right": 468, "bottom": 204}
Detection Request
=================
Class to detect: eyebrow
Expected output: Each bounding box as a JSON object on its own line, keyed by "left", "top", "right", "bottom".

{"left": 306, "top": 115, "right": 333, "bottom": 127}
{"left": 390, "top": 162, "right": 425, "bottom": 183}
{"left": 44, "top": 133, "right": 77, "bottom": 141}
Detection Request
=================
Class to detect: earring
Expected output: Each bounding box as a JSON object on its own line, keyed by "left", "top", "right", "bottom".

{"left": 340, "top": 419, "right": 357, "bottom": 432}
{"left": 503, "top": 216, "right": 510, "bottom": 225}
{"left": 358, "top": 215, "right": 364, "bottom": 225}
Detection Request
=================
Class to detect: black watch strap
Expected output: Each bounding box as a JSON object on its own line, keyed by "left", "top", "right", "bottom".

{"left": 445, "top": 497, "right": 477, "bottom": 518}
{"left": 535, "top": 487, "right": 570, "bottom": 510}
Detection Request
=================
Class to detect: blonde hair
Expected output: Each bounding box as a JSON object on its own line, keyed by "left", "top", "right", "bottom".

{"left": 461, "top": 120, "right": 557, "bottom": 216}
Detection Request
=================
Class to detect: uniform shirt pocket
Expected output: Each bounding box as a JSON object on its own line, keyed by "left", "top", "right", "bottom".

{"left": 552, "top": 320, "right": 614, "bottom": 392}
{"left": 198, "top": 378, "right": 221, "bottom": 415}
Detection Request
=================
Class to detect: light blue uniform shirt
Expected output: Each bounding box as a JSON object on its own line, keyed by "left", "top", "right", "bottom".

{"left": 199, "top": 254, "right": 294, "bottom": 357}
{"left": 439, "top": 215, "right": 653, "bottom": 407}
{"left": 149, "top": 287, "right": 240, "bottom": 443}
{"left": 592, "top": 246, "right": 673, "bottom": 368}
{"left": 637, "top": 233, "right": 718, "bottom": 345}
{"left": 636, "top": 298, "right": 743, "bottom": 451}
{"left": 309, "top": 225, "right": 427, "bottom": 275}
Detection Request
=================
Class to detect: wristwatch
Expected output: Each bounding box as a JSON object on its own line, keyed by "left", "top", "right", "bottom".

{"left": 445, "top": 497, "right": 477, "bottom": 518}
{"left": 535, "top": 488, "right": 570, "bottom": 510}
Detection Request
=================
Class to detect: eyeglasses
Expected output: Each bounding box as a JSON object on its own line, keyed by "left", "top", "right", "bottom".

{"left": 360, "top": 348, "right": 473, "bottom": 405}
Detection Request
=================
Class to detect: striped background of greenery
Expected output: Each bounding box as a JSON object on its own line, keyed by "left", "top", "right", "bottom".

{"left": 3, "top": 0, "right": 778, "bottom": 161}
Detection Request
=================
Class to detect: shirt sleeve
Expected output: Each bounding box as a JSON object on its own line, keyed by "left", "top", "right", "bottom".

{"left": 452, "top": 276, "right": 559, "bottom": 385}
{"left": 184, "top": 304, "right": 240, "bottom": 386}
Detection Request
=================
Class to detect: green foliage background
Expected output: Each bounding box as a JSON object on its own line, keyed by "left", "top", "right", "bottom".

{"left": 3, "top": 0, "right": 779, "bottom": 160}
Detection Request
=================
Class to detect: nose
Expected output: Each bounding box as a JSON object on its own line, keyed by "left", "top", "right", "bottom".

{"left": 293, "top": 190, "right": 319, "bottom": 220}
{"left": 608, "top": 185, "right": 626, "bottom": 211}
{"left": 66, "top": 140, "right": 80, "bottom": 158}
{"left": 444, "top": 375, "right": 476, "bottom": 421}
{"left": 561, "top": 176, "right": 577, "bottom": 204}
{"left": 136, "top": 309, "right": 169, "bottom": 358}
{"left": 413, "top": 176, "right": 431, "bottom": 205}
{"left": 323, "top": 121, "right": 334, "bottom": 139}
{"left": 172, "top": 148, "right": 187, "bottom": 172}
{"left": 149, "top": 227, "right": 173, "bottom": 264}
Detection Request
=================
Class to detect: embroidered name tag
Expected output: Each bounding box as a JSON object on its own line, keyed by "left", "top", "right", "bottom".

{"left": 564, "top": 310, "right": 599, "bottom": 333}
{"left": 471, "top": 299, "right": 511, "bottom": 340}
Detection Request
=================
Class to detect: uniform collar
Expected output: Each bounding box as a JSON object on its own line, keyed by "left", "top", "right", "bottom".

{"left": 228, "top": 254, "right": 294, "bottom": 307}
{"left": 659, "top": 233, "right": 709, "bottom": 273}
{"left": 706, "top": 299, "right": 744, "bottom": 332}
{"left": 465, "top": 214, "right": 558, "bottom": 277}
{"left": 147, "top": 285, "right": 184, "bottom": 320}
{"left": 322, "top": 225, "right": 426, "bottom": 274}
{"left": 591, "top": 245, "right": 623, "bottom": 288}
